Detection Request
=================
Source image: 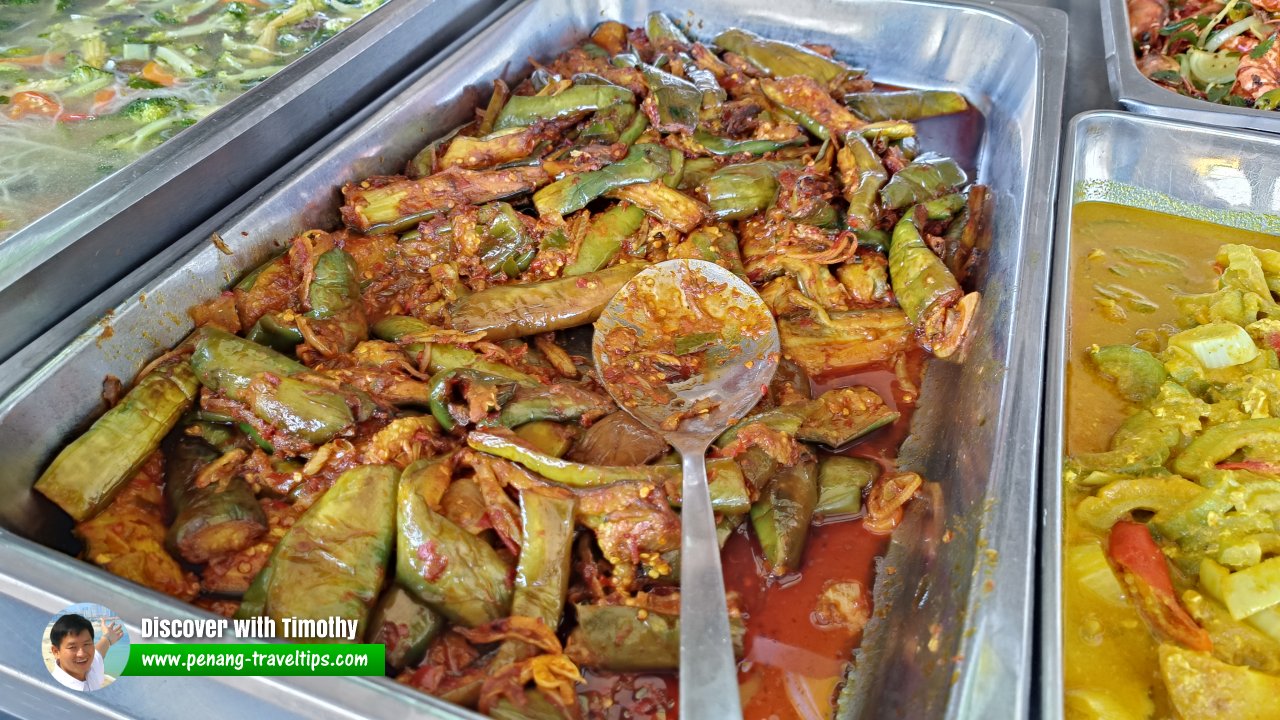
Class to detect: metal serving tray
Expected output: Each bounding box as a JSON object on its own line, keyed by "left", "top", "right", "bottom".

{"left": 0, "top": 0, "right": 508, "bottom": 365}
{"left": 1101, "top": 0, "right": 1280, "bottom": 132}
{"left": 0, "top": 0, "right": 1065, "bottom": 717}
{"left": 1041, "top": 110, "right": 1280, "bottom": 719}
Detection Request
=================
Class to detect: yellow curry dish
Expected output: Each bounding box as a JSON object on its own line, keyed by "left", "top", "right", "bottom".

{"left": 1064, "top": 201, "right": 1280, "bottom": 720}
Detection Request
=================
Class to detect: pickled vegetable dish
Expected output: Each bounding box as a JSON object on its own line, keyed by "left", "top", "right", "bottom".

{"left": 1128, "top": 0, "right": 1280, "bottom": 109}
{"left": 35, "top": 14, "right": 987, "bottom": 718}
{"left": 0, "top": 0, "right": 386, "bottom": 240}
{"left": 1064, "top": 202, "right": 1280, "bottom": 719}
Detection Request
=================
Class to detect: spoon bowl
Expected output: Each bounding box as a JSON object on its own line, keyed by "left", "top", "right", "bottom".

{"left": 593, "top": 259, "right": 779, "bottom": 719}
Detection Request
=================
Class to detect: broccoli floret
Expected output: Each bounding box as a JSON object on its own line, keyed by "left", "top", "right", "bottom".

{"left": 223, "top": 1, "right": 251, "bottom": 21}
{"left": 119, "top": 96, "right": 183, "bottom": 124}
{"left": 63, "top": 64, "right": 114, "bottom": 97}
{"left": 0, "top": 0, "right": 42, "bottom": 6}
{"left": 68, "top": 65, "right": 111, "bottom": 85}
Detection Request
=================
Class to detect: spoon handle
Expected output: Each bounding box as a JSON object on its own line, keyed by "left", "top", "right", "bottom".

{"left": 678, "top": 449, "right": 743, "bottom": 719}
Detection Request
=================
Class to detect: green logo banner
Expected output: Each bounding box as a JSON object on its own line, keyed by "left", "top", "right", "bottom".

{"left": 121, "top": 643, "right": 385, "bottom": 676}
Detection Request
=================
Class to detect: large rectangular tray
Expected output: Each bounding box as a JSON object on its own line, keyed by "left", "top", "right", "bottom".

{"left": 0, "top": 0, "right": 507, "bottom": 364}
{"left": 0, "top": 0, "right": 1065, "bottom": 717}
{"left": 1040, "top": 109, "right": 1280, "bottom": 719}
{"left": 1101, "top": 0, "right": 1280, "bottom": 132}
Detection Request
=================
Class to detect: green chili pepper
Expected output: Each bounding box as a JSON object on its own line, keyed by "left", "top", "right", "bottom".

{"left": 491, "top": 692, "right": 568, "bottom": 720}
{"left": 35, "top": 361, "right": 199, "bottom": 522}
{"left": 476, "top": 202, "right": 538, "bottom": 278}
{"left": 760, "top": 76, "right": 865, "bottom": 141}
{"left": 778, "top": 308, "right": 914, "bottom": 378}
{"left": 449, "top": 263, "right": 643, "bottom": 341}
{"left": 163, "top": 434, "right": 267, "bottom": 565}
{"left": 190, "top": 329, "right": 358, "bottom": 445}
{"left": 513, "top": 421, "right": 578, "bottom": 457}
{"left": 366, "top": 585, "right": 444, "bottom": 671}
{"left": 396, "top": 466, "right": 513, "bottom": 627}
{"left": 918, "top": 192, "right": 966, "bottom": 222}
{"left": 248, "top": 375, "right": 358, "bottom": 445}
{"left": 439, "top": 126, "right": 551, "bottom": 171}
{"left": 467, "top": 429, "right": 749, "bottom": 513}
{"left": 533, "top": 143, "right": 671, "bottom": 218}
{"left": 245, "top": 313, "right": 303, "bottom": 354}
{"left": 646, "top": 11, "right": 690, "bottom": 46}
{"left": 405, "top": 122, "right": 468, "bottom": 179}
{"left": 680, "top": 157, "right": 720, "bottom": 190}
{"left": 304, "top": 248, "right": 367, "bottom": 355}
{"left": 858, "top": 120, "right": 917, "bottom": 140}
{"left": 496, "top": 383, "right": 615, "bottom": 428}
{"left": 815, "top": 455, "right": 877, "bottom": 517}
{"left": 606, "top": 181, "right": 709, "bottom": 233}
{"left": 844, "top": 90, "right": 968, "bottom": 121}
{"left": 566, "top": 604, "right": 680, "bottom": 671}
{"left": 888, "top": 213, "right": 961, "bottom": 329}
{"left": 837, "top": 134, "right": 886, "bottom": 231}
{"left": 880, "top": 152, "right": 967, "bottom": 210}
{"left": 564, "top": 203, "right": 646, "bottom": 276}
{"left": 750, "top": 457, "right": 818, "bottom": 575}
{"left": 371, "top": 315, "right": 539, "bottom": 384}
{"left": 237, "top": 465, "right": 397, "bottom": 642}
{"left": 672, "top": 225, "right": 749, "bottom": 280}
{"left": 341, "top": 165, "right": 549, "bottom": 234}
{"left": 702, "top": 161, "right": 791, "bottom": 220}
{"left": 618, "top": 112, "right": 650, "bottom": 146}
{"left": 494, "top": 83, "right": 635, "bottom": 131}
{"left": 714, "top": 27, "right": 862, "bottom": 87}
{"left": 794, "top": 386, "right": 899, "bottom": 447}
{"left": 692, "top": 129, "right": 805, "bottom": 156}
{"left": 493, "top": 489, "right": 576, "bottom": 666}
{"left": 577, "top": 100, "right": 638, "bottom": 144}
{"left": 427, "top": 368, "right": 519, "bottom": 432}
{"left": 641, "top": 64, "right": 701, "bottom": 134}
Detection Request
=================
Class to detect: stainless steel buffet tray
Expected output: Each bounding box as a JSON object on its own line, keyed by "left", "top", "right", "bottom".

{"left": 0, "top": 0, "right": 508, "bottom": 364}
{"left": 1041, "top": 110, "right": 1280, "bottom": 720}
{"left": 1101, "top": 0, "right": 1280, "bottom": 133}
{"left": 0, "top": 0, "right": 1066, "bottom": 717}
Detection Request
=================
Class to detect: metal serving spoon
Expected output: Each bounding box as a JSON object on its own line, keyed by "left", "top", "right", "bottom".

{"left": 592, "top": 258, "right": 780, "bottom": 719}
